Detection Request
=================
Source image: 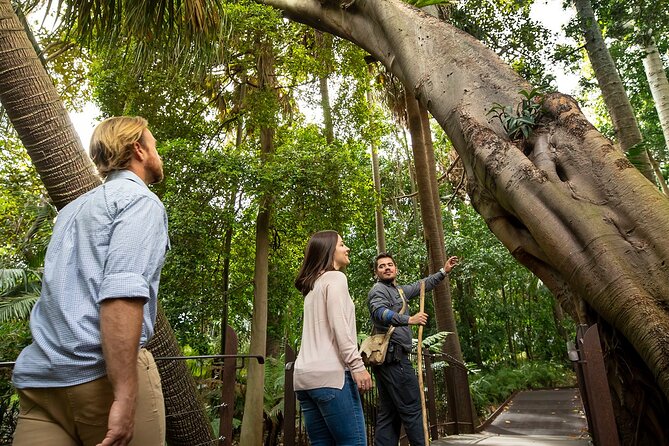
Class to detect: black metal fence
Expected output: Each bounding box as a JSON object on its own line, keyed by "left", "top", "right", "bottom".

{"left": 1, "top": 335, "right": 477, "bottom": 445}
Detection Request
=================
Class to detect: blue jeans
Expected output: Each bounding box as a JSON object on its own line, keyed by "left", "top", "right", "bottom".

{"left": 295, "top": 372, "right": 367, "bottom": 445}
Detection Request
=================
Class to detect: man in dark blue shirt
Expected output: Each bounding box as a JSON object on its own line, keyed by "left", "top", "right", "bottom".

{"left": 367, "top": 252, "right": 458, "bottom": 446}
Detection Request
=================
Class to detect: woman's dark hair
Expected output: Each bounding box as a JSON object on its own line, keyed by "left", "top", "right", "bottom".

{"left": 295, "top": 230, "right": 339, "bottom": 296}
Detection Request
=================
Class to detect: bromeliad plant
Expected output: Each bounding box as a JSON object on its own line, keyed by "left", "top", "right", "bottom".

{"left": 487, "top": 89, "right": 544, "bottom": 141}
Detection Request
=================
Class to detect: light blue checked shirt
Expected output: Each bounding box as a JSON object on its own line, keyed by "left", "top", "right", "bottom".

{"left": 13, "top": 170, "right": 170, "bottom": 388}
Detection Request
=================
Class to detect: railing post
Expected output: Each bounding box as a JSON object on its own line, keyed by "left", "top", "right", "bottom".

{"left": 423, "top": 353, "right": 439, "bottom": 440}
{"left": 575, "top": 323, "right": 620, "bottom": 446}
{"left": 219, "top": 325, "right": 238, "bottom": 446}
{"left": 283, "top": 343, "right": 296, "bottom": 446}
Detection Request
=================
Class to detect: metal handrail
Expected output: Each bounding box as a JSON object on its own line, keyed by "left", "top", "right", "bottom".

{"left": 0, "top": 354, "right": 265, "bottom": 369}
{"left": 154, "top": 354, "right": 264, "bottom": 364}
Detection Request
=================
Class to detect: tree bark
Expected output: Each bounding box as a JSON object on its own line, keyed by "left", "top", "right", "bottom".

{"left": 263, "top": 0, "right": 669, "bottom": 441}
{"left": 315, "top": 31, "right": 335, "bottom": 145}
{"left": 405, "top": 92, "right": 474, "bottom": 433}
{"left": 642, "top": 39, "right": 669, "bottom": 193}
{"left": 573, "top": 0, "right": 656, "bottom": 183}
{"left": 367, "top": 64, "right": 386, "bottom": 253}
{"left": 239, "top": 42, "right": 275, "bottom": 446}
{"left": 0, "top": 0, "right": 99, "bottom": 211}
{"left": 0, "top": 2, "right": 215, "bottom": 444}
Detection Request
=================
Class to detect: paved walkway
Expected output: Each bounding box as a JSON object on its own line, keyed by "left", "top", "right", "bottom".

{"left": 432, "top": 388, "right": 592, "bottom": 446}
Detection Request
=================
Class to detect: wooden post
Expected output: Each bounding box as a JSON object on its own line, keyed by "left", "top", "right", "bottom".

{"left": 423, "top": 353, "right": 439, "bottom": 440}
{"left": 417, "top": 281, "right": 429, "bottom": 445}
{"left": 219, "top": 325, "right": 237, "bottom": 446}
{"left": 283, "top": 343, "right": 297, "bottom": 446}
{"left": 578, "top": 324, "right": 621, "bottom": 446}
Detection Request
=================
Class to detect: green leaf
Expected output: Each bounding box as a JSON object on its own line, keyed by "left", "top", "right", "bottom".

{"left": 412, "top": 0, "right": 452, "bottom": 7}
{"left": 0, "top": 293, "right": 39, "bottom": 322}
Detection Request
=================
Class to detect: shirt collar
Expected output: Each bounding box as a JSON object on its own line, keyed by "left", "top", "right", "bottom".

{"left": 105, "top": 170, "right": 148, "bottom": 189}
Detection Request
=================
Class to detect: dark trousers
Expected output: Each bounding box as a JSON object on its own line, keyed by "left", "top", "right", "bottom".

{"left": 372, "top": 347, "right": 425, "bottom": 446}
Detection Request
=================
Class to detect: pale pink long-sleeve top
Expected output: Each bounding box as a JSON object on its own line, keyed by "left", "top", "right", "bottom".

{"left": 293, "top": 270, "right": 366, "bottom": 390}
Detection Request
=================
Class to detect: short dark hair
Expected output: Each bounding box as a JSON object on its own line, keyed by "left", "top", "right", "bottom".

{"left": 373, "top": 252, "right": 396, "bottom": 272}
{"left": 295, "top": 230, "right": 339, "bottom": 296}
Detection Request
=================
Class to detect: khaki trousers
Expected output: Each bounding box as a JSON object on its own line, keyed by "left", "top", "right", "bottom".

{"left": 12, "top": 348, "right": 165, "bottom": 446}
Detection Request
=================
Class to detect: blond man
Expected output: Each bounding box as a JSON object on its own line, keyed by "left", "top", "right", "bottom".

{"left": 13, "top": 117, "right": 169, "bottom": 446}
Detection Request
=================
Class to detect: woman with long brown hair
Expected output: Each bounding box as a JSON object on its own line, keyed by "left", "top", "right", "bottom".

{"left": 293, "top": 230, "right": 372, "bottom": 445}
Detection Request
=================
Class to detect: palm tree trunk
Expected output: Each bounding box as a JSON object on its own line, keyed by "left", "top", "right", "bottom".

{"left": 573, "top": 0, "right": 656, "bottom": 183}
{"left": 0, "top": 0, "right": 98, "bottom": 211}
{"left": 1, "top": 3, "right": 215, "bottom": 443}
{"left": 146, "top": 311, "right": 216, "bottom": 445}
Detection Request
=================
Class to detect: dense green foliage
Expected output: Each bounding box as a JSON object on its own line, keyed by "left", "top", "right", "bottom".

{"left": 5, "top": 0, "right": 669, "bottom": 439}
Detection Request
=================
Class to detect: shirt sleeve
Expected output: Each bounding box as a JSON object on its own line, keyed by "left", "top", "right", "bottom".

{"left": 326, "top": 273, "right": 366, "bottom": 373}
{"left": 98, "top": 195, "right": 169, "bottom": 303}
{"left": 368, "top": 284, "right": 411, "bottom": 328}
{"left": 401, "top": 270, "right": 446, "bottom": 300}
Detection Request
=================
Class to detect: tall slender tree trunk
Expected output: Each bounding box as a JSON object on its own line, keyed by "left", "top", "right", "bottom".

{"left": 573, "top": 0, "right": 656, "bottom": 183}
{"left": 454, "top": 278, "right": 482, "bottom": 367}
{"left": 220, "top": 82, "right": 247, "bottom": 354}
{"left": 367, "top": 64, "right": 386, "bottom": 253}
{"left": 371, "top": 137, "right": 386, "bottom": 253}
{"left": 405, "top": 92, "right": 474, "bottom": 433}
{"left": 500, "top": 286, "right": 516, "bottom": 365}
{"left": 551, "top": 297, "right": 569, "bottom": 344}
{"left": 0, "top": 2, "right": 215, "bottom": 444}
{"left": 642, "top": 39, "right": 669, "bottom": 194}
{"left": 315, "top": 31, "right": 335, "bottom": 145}
{"left": 239, "top": 43, "right": 276, "bottom": 446}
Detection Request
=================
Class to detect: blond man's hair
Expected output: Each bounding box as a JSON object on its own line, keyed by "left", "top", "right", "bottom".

{"left": 89, "top": 116, "right": 149, "bottom": 178}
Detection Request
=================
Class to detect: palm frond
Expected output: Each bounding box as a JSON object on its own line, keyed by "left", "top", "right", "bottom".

{"left": 49, "top": 0, "right": 233, "bottom": 75}
{"left": 0, "top": 267, "right": 41, "bottom": 297}
{"left": 422, "top": 331, "right": 452, "bottom": 353}
{"left": 20, "top": 198, "right": 55, "bottom": 269}
{"left": 0, "top": 293, "right": 39, "bottom": 321}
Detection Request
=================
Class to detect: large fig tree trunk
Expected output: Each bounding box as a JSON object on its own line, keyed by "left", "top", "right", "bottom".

{"left": 0, "top": 2, "right": 215, "bottom": 444}
{"left": 264, "top": 0, "right": 669, "bottom": 442}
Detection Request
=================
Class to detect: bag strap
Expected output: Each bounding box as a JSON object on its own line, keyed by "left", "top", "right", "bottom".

{"left": 398, "top": 288, "right": 407, "bottom": 315}
{"left": 380, "top": 287, "right": 408, "bottom": 341}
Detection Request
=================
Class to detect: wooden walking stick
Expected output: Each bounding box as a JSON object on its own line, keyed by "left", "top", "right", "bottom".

{"left": 417, "top": 280, "right": 429, "bottom": 445}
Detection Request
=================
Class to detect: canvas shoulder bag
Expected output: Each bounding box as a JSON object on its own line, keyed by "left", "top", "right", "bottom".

{"left": 360, "top": 288, "right": 407, "bottom": 366}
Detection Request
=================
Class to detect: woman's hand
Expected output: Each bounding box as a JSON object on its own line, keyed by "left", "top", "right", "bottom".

{"left": 352, "top": 369, "right": 373, "bottom": 393}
